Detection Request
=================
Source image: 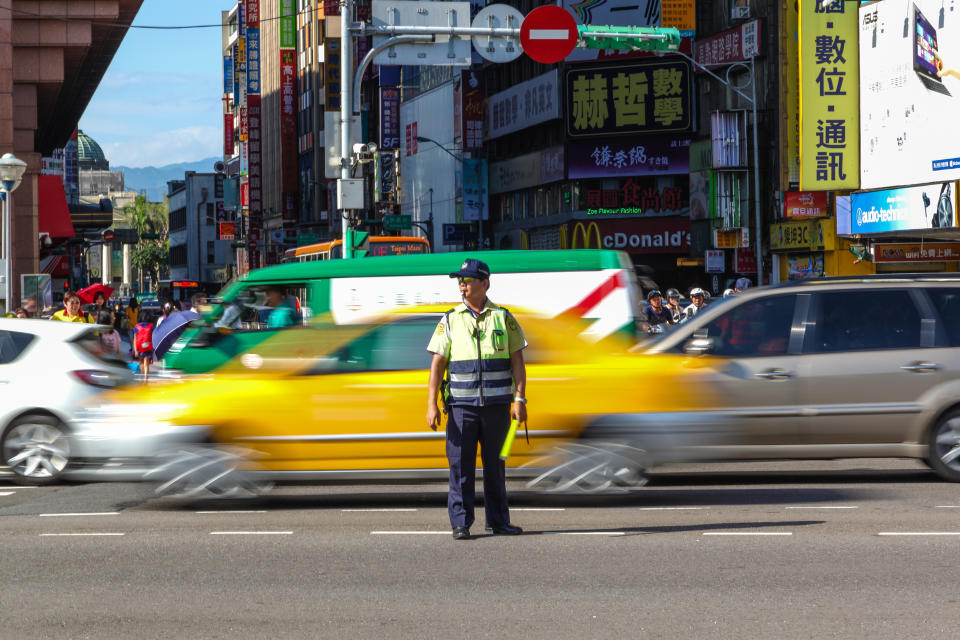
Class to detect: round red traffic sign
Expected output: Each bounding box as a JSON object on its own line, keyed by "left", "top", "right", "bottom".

{"left": 102, "top": 230, "right": 115, "bottom": 242}
{"left": 521, "top": 5, "right": 578, "bottom": 64}
{"left": 246, "top": 238, "right": 258, "bottom": 250}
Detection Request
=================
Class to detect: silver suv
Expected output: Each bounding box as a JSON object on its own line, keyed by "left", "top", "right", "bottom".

{"left": 642, "top": 275, "right": 960, "bottom": 481}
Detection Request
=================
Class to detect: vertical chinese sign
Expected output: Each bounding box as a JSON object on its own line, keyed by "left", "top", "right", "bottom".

{"left": 279, "top": 0, "right": 297, "bottom": 250}
{"left": 246, "top": 0, "right": 262, "bottom": 271}
{"left": 380, "top": 87, "right": 400, "bottom": 150}
{"left": 798, "top": 0, "right": 859, "bottom": 190}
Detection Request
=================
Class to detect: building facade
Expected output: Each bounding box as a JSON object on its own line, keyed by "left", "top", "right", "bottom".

{"left": 167, "top": 172, "right": 236, "bottom": 284}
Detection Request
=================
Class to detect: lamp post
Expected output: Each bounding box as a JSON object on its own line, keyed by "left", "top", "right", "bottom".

{"left": 0, "top": 153, "right": 28, "bottom": 314}
{"left": 415, "top": 136, "right": 477, "bottom": 249}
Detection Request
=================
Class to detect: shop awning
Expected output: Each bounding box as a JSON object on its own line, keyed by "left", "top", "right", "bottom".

{"left": 40, "top": 254, "right": 71, "bottom": 277}
{"left": 38, "top": 175, "right": 76, "bottom": 239}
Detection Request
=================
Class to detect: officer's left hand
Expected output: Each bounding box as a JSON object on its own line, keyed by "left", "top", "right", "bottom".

{"left": 511, "top": 400, "right": 527, "bottom": 425}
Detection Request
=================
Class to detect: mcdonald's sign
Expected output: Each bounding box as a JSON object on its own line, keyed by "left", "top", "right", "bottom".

{"left": 570, "top": 222, "right": 602, "bottom": 249}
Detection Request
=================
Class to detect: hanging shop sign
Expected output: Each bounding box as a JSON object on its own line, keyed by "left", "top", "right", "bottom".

{"left": 874, "top": 242, "right": 960, "bottom": 263}
{"left": 567, "top": 135, "right": 691, "bottom": 178}
{"left": 486, "top": 69, "right": 560, "bottom": 141}
{"left": 569, "top": 217, "right": 691, "bottom": 253}
{"left": 564, "top": 59, "right": 694, "bottom": 138}
{"left": 769, "top": 218, "right": 836, "bottom": 251}
{"left": 783, "top": 190, "right": 829, "bottom": 219}
{"left": 694, "top": 19, "right": 761, "bottom": 69}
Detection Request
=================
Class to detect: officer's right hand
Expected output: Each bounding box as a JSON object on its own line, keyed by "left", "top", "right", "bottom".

{"left": 426, "top": 404, "right": 441, "bottom": 431}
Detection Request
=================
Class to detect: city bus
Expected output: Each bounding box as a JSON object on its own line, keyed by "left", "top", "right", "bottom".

{"left": 156, "top": 279, "right": 210, "bottom": 307}
{"left": 282, "top": 236, "right": 430, "bottom": 262}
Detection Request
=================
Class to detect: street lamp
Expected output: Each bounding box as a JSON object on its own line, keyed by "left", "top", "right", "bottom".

{"left": 416, "top": 136, "right": 461, "bottom": 162}
{"left": 0, "top": 153, "right": 28, "bottom": 313}
{"left": 414, "top": 136, "right": 481, "bottom": 249}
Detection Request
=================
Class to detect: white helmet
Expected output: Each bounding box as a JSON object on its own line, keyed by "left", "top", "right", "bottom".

{"left": 723, "top": 288, "right": 736, "bottom": 298}
{"left": 689, "top": 287, "right": 706, "bottom": 297}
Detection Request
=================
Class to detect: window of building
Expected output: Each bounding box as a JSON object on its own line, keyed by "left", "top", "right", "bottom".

{"left": 206, "top": 203, "right": 215, "bottom": 225}
{"left": 169, "top": 207, "right": 187, "bottom": 232}
{"left": 207, "top": 241, "right": 216, "bottom": 265}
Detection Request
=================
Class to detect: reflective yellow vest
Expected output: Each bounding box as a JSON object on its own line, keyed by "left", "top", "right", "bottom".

{"left": 445, "top": 303, "right": 514, "bottom": 407}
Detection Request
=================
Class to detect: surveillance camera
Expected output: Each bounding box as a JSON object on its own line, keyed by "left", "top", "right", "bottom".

{"left": 352, "top": 142, "right": 378, "bottom": 163}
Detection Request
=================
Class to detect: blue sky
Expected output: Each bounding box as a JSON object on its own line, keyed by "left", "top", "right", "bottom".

{"left": 80, "top": 0, "right": 236, "bottom": 168}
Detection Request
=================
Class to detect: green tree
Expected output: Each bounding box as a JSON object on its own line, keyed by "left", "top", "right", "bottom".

{"left": 120, "top": 195, "right": 169, "bottom": 287}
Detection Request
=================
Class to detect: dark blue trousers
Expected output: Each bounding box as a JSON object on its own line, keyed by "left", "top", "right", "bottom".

{"left": 445, "top": 404, "right": 511, "bottom": 529}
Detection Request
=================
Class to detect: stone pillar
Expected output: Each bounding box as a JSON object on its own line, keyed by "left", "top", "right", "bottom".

{"left": 101, "top": 241, "right": 112, "bottom": 285}
{"left": 122, "top": 243, "right": 131, "bottom": 293}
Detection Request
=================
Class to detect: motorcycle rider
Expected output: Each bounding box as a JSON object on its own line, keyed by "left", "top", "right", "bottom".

{"left": 664, "top": 288, "right": 683, "bottom": 323}
{"left": 640, "top": 290, "right": 675, "bottom": 334}
{"left": 682, "top": 287, "right": 708, "bottom": 320}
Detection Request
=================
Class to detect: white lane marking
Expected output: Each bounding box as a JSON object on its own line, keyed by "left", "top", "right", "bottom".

{"left": 785, "top": 506, "right": 858, "bottom": 510}
{"left": 342, "top": 508, "right": 417, "bottom": 512}
{"left": 39, "top": 512, "right": 120, "bottom": 517}
{"left": 878, "top": 532, "right": 960, "bottom": 536}
{"left": 210, "top": 531, "right": 293, "bottom": 535}
{"left": 40, "top": 533, "right": 125, "bottom": 537}
{"left": 0, "top": 491, "right": 14, "bottom": 496}
{"left": 195, "top": 510, "right": 268, "bottom": 514}
{"left": 371, "top": 531, "right": 450, "bottom": 535}
{"left": 934, "top": 505, "right": 960, "bottom": 508}
{"left": 637, "top": 507, "right": 706, "bottom": 511}
{"left": 544, "top": 531, "right": 625, "bottom": 536}
{"left": 529, "top": 29, "right": 570, "bottom": 40}
{"left": 702, "top": 532, "right": 793, "bottom": 536}
{"left": 511, "top": 508, "right": 565, "bottom": 512}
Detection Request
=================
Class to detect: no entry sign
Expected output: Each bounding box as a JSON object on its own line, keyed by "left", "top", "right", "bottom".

{"left": 520, "top": 5, "right": 578, "bottom": 64}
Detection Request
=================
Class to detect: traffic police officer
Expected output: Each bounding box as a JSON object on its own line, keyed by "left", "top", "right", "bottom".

{"left": 426, "top": 259, "right": 527, "bottom": 540}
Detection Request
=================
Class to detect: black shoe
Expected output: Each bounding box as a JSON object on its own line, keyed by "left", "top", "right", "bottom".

{"left": 452, "top": 526, "right": 470, "bottom": 540}
{"left": 485, "top": 523, "right": 523, "bottom": 535}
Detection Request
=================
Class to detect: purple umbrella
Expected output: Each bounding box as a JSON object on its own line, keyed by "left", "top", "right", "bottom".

{"left": 153, "top": 310, "right": 201, "bottom": 359}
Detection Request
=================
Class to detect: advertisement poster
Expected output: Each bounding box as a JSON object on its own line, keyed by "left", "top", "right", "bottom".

{"left": 859, "top": 0, "right": 960, "bottom": 189}
{"left": 787, "top": 253, "right": 825, "bottom": 280}
{"left": 875, "top": 242, "right": 960, "bottom": 262}
{"left": 567, "top": 135, "right": 691, "bottom": 178}
{"left": 848, "top": 182, "right": 958, "bottom": 234}
{"left": 565, "top": 59, "right": 694, "bottom": 138}
{"left": 799, "top": 0, "right": 859, "bottom": 190}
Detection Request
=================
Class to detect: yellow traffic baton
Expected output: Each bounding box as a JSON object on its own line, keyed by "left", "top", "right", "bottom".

{"left": 499, "top": 419, "right": 520, "bottom": 461}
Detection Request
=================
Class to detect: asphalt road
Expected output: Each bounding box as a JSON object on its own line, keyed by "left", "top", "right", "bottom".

{"left": 3, "top": 459, "right": 960, "bottom": 639}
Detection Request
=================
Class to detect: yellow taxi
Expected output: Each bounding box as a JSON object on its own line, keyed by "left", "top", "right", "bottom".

{"left": 68, "top": 309, "right": 724, "bottom": 496}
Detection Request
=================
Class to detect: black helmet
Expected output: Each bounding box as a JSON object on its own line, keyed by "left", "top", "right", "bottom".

{"left": 647, "top": 289, "right": 662, "bottom": 300}
{"left": 665, "top": 288, "right": 680, "bottom": 299}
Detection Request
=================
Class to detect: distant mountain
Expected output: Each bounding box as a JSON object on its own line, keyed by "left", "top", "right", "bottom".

{"left": 114, "top": 157, "right": 222, "bottom": 202}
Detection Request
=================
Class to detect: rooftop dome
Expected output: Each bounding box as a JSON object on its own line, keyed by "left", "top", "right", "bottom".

{"left": 77, "top": 130, "right": 109, "bottom": 170}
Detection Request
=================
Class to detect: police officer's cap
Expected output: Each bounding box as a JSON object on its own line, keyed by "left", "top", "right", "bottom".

{"left": 449, "top": 259, "right": 491, "bottom": 280}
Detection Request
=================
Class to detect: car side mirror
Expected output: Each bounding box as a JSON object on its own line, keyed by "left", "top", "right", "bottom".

{"left": 684, "top": 335, "right": 715, "bottom": 356}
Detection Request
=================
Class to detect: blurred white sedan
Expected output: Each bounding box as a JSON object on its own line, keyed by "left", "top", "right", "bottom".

{"left": 0, "top": 318, "right": 133, "bottom": 485}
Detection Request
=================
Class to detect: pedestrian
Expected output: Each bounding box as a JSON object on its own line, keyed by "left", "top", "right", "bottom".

{"left": 664, "top": 288, "right": 683, "bottom": 323}
{"left": 96, "top": 309, "right": 122, "bottom": 357}
{"left": 125, "top": 298, "right": 139, "bottom": 345}
{"left": 51, "top": 291, "right": 93, "bottom": 322}
{"left": 734, "top": 277, "right": 752, "bottom": 293}
{"left": 92, "top": 290, "right": 108, "bottom": 317}
{"left": 133, "top": 309, "right": 155, "bottom": 380}
{"left": 683, "top": 287, "right": 708, "bottom": 320}
{"left": 13, "top": 307, "right": 28, "bottom": 319}
{"left": 426, "top": 259, "right": 527, "bottom": 541}
{"left": 640, "top": 289, "right": 675, "bottom": 334}
{"left": 156, "top": 300, "right": 174, "bottom": 329}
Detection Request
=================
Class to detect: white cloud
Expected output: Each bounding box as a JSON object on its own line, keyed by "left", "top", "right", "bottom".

{"left": 101, "top": 126, "right": 222, "bottom": 168}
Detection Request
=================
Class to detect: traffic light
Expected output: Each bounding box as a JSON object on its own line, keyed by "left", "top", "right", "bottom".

{"left": 577, "top": 25, "right": 680, "bottom": 51}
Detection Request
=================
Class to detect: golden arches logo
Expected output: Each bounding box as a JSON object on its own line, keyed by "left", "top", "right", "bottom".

{"left": 570, "top": 222, "right": 601, "bottom": 249}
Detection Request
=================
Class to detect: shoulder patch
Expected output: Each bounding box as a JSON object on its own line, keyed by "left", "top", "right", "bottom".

{"left": 506, "top": 314, "right": 519, "bottom": 331}
{"left": 435, "top": 322, "right": 445, "bottom": 336}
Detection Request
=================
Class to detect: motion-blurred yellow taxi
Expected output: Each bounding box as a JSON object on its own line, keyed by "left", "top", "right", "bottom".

{"left": 68, "top": 309, "right": 724, "bottom": 496}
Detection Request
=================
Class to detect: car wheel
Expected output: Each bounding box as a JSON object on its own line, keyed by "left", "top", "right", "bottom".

{"left": 1, "top": 415, "right": 71, "bottom": 485}
{"left": 525, "top": 441, "right": 648, "bottom": 493}
{"left": 927, "top": 411, "right": 960, "bottom": 482}
{"left": 145, "top": 445, "right": 271, "bottom": 500}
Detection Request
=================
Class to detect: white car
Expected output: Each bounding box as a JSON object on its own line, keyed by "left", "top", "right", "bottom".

{"left": 0, "top": 318, "right": 133, "bottom": 485}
